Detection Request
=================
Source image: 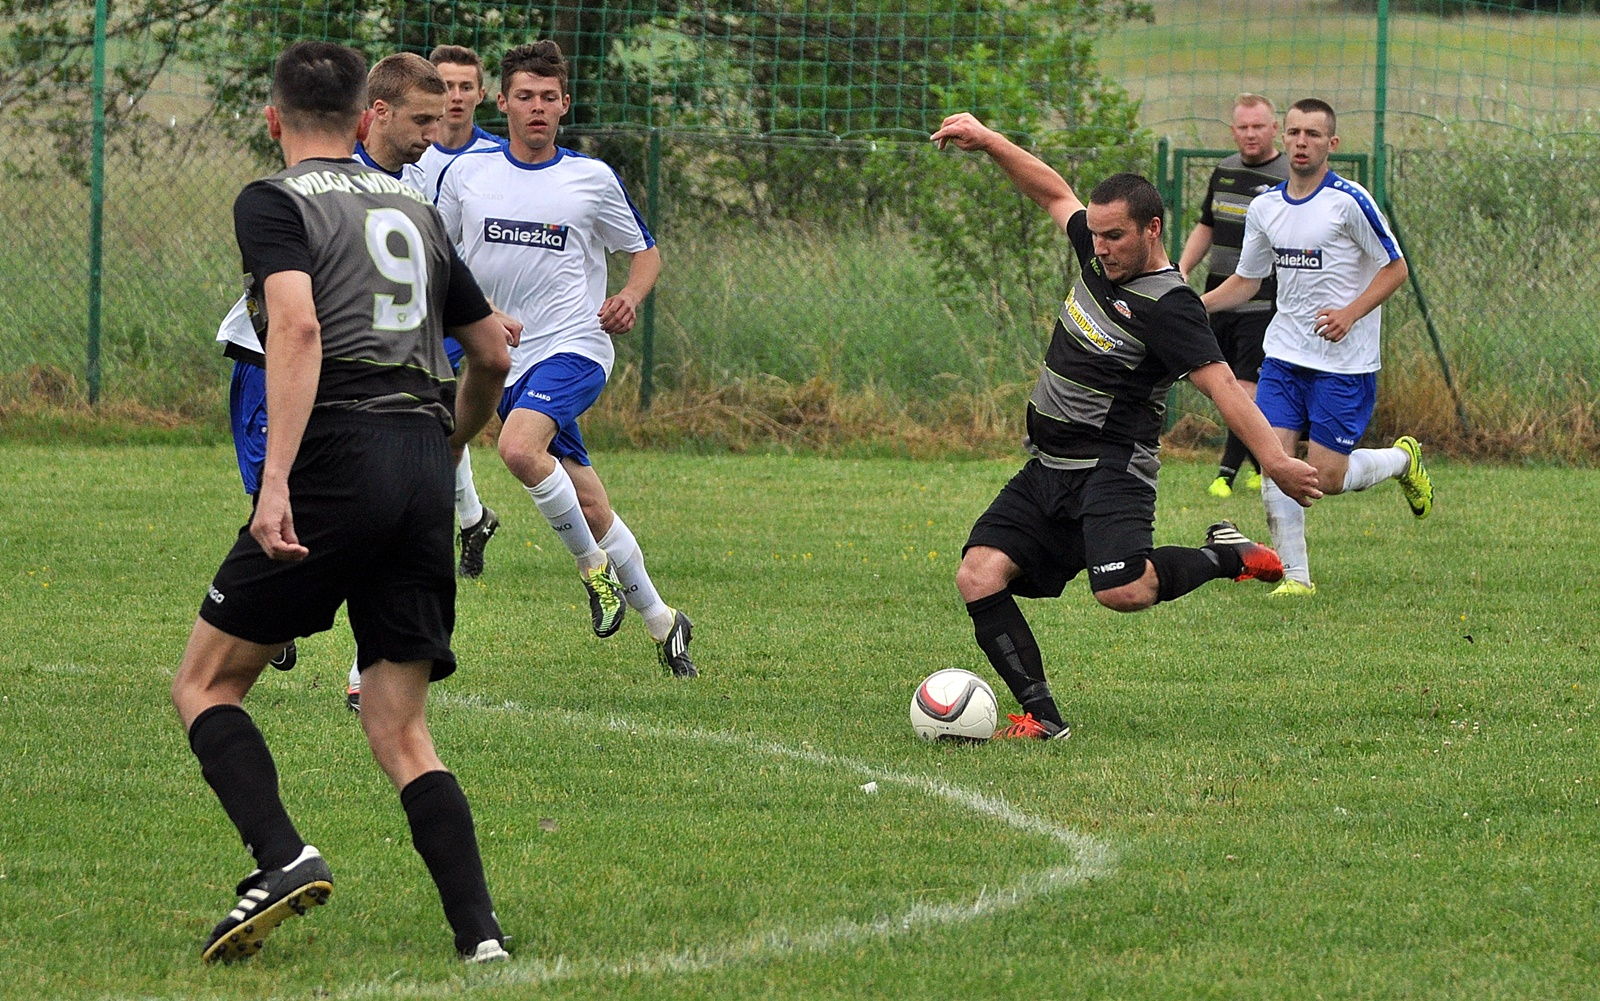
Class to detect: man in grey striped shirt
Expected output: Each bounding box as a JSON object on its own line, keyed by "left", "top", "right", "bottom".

{"left": 1180, "top": 94, "right": 1290, "bottom": 498}
{"left": 930, "top": 112, "right": 1322, "bottom": 741}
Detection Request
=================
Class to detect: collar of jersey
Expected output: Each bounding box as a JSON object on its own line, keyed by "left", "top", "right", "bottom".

{"left": 436, "top": 126, "right": 499, "bottom": 156}
{"left": 503, "top": 145, "right": 570, "bottom": 171}
{"left": 352, "top": 143, "right": 402, "bottom": 179}
{"left": 1281, "top": 169, "right": 1338, "bottom": 206}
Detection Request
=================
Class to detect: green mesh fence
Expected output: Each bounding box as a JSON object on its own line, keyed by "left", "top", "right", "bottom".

{"left": 3, "top": 0, "right": 1598, "bottom": 459}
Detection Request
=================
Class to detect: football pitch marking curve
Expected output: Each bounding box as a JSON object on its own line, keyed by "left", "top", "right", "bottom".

{"left": 118, "top": 699, "right": 1114, "bottom": 1001}
{"left": 340, "top": 699, "right": 1118, "bottom": 998}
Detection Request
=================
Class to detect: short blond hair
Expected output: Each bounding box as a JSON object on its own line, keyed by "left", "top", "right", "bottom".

{"left": 1233, "top": 93, "right": 1276, "bottom": 116}
{"left": 368, "top": 52, "right": 445, "bottom": 107}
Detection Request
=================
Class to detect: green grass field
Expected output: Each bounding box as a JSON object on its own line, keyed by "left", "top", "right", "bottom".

{"left": 3, "top": 444, "right": 1598, "bottom": 1000}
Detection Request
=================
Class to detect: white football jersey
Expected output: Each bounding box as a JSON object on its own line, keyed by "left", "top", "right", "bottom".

{"left": 215, "top": 291, "right": 260, "bottom": 353}
{"left": 437, "top": 145, "right": 655, "bottom": 381}
{"left": 416, "top": 126, "right": 505, "bottom": 202}
{"left": 1236, "top": 171, "right": 1402, "bottom": 374}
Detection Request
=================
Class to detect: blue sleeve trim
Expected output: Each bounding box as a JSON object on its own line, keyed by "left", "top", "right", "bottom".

{"left": 1331, "top": 173, "right": 1402, "bottom": 261}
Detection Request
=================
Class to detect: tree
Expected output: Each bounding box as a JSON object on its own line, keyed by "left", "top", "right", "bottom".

{"left": 0, "top": 0, "right": 225, "bottom": 182}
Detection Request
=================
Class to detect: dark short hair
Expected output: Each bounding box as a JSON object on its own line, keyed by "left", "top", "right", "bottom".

{"left": 430, "top": 44, "right": 485, "bottom": 87}
{"left": 1088, "top": 172, "right": 1165, "bottom": 229}
{"left": 501, "top": 40, "right": 569, "bottom": 94}
{"left": 1290, "top": 98, "right": 1337, "bottom": 135}
{"left": 271, "top": 41, "right": 367, "bottom": 133}
{"left": 367, "top": 52, "right": 446, "bottom": 106}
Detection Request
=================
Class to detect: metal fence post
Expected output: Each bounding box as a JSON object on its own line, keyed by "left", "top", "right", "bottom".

{"left": 87, "top": 0, "right": 108, "bottom": 404}
{"left": 1373, "top": 0, "right": 1389, "bottom": 205}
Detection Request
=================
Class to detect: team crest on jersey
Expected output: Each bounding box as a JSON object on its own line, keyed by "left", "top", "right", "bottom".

{"left": 1274, "top": 247, "right": 1323, "bottom": 269}
{"left": 484, "top": 217, "right": 569, "bottom": 250}
{"left": 1112, "top": 299, "right": 1133, "bottom": 319}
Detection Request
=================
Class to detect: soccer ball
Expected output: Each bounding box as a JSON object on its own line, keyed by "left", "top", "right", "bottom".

{"left": 909, "top": 668, "right": 998, "bottom": 742}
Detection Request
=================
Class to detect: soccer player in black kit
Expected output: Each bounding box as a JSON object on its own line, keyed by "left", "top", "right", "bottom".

{"left": 170, "top": 41, "right": 517, "bottom": 963}
{"left": 928, "top": 112, "right": 1323, "bottom": 740}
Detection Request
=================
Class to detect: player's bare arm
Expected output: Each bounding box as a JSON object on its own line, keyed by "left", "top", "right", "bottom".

{"left": 252, "top": 270, "right": 320, "bottom": 562}
{"left": 598, "top": 245, "right": 661, "bottom": 335}
{"left": 1188, "top": 362, "right": 1322, "bottom": 506}
{"left": 1200, "top": 273, "right": 1263, "bottom": 314}
{"left": 930, "top": 113, "right": 1083, "bottom": 230}
{"left": 1314, "top": 257, "right": 1409, "bottom": 342}
{"left": 1178, "top": 222, "right": 1214, "bottom": 282}
{"left": 448, "top": 312, "right": 515, "bottom": 459}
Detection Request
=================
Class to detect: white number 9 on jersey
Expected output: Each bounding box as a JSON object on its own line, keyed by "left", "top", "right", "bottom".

{"left": 365, "top": 207, "right": 429, "bottom": 332}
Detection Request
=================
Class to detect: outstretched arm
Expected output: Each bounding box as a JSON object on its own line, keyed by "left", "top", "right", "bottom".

{"left": 1201, "top": 274, "right": 1263, "bottom": 314}
{"left": 930, "top": 113, "right": 1084, "bottom": 230}
{"left": 1188, "top": 362, "right": 1322, "bottom": 507}
{"left": 1178, "top": 223, "right": 1213, "bottom": 282}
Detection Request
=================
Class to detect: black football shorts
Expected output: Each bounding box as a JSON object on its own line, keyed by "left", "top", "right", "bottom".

{"left": 964, "top": 459, "right": 1156, "bottom": 598}
{"left": 199, "top": 410, "right": 459, "bottom": 680}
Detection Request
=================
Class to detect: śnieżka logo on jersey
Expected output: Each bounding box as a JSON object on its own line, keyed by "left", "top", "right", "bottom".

{"left": 1273, "top": 247, "right": 1323, "bottom": 269}
{"left": 484, "top": 218, "right": 569, "bottom": 250}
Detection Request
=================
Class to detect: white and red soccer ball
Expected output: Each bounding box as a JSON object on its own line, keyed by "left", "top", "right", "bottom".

{"left": 909, "top": 668, "right": 998, "bottom": 742}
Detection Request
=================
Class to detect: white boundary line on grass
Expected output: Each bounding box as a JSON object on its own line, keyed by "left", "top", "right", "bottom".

{"left": 117, "top": 699, "right": 1114, "bottom": 1001}
{"left": 335, "top": 699, "right": 1114, "bottom": 998}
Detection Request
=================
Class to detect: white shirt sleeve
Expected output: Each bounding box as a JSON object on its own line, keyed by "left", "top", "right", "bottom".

{"left": 593, "top": 170, "right": 654, "bottom": 254}
{"left": 1345, "top": 195, "right": 1403, "bottom": 267}
{"left": 1234, "top": 198, "right": 1275, "bottom": 281}
{"left": 435, "top": 169, "right": 463, "bottom": 247}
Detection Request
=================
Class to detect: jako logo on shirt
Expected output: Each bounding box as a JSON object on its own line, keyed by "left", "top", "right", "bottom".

{"left": 1273, "top": 247, "right": 1323, "bottom": 269}
{"left": 484, "top": 218, "right": 569, "bottom": 250}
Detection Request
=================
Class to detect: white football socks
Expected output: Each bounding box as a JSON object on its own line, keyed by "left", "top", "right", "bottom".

{"left": 598, "top": 515, "right": 675, "bottom": 641}
{"left": 526, "top": 465, "right": 604, "bottom": 569}
{"left": 1262, "top": 478, "right": 1312, "bottom": 585}
{"left": 455, "top": 447, "right": 484, "bottom": 530}
{"left": 1341, "top": 445, "right": 1409, "bottom": 493}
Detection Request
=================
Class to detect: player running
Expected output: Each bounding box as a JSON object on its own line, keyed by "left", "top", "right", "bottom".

{"left": 436, "top": 40, "right": 697, "bottom": 678}
{"left": 1202, "top": 98, "right": 1432, "bottom": 597}
{"left": 173, "top": 40, "right": 514, "bottom": 964}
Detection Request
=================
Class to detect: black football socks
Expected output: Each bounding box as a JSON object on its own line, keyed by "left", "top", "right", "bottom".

{"left": 401, "top": 770, "right": 502, "bottom": 954}
{"left": 1150, "top": 545, "right": 1237, "bottom": 603}
{"left": 965, "top": 590, "right": 1063, "bottom": 727}
{"left": 188, "top": 703, "right": 306, "bottom": 872}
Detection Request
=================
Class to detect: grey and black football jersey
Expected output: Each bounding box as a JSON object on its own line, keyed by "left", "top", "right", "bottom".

{"left": 1196, "top": 151, "right": 1290, "bottom": 312}
{"left": 234, "top": 157, "right": 488, "bottom": 428}
{"left": 1024, "top": 210, "right": 1224, "bottom": 487}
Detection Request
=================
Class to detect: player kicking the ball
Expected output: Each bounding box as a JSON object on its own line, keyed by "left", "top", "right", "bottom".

{"left": 437, "top": 40, "right": 696, "bottom": 678}
{"left": 929, "top": 112, "right": 1322, "bottom": 740}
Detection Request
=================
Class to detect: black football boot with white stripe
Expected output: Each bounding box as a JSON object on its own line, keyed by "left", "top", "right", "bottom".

{"left": 655, "top": 609, "right": 697, "bottom": 678}
{"left": 201, "top": 845, "right": 333, "bottom": 963}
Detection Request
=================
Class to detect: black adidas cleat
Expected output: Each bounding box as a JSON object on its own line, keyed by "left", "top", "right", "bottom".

{"left": 201, "top": 845, "right": 333, "bottom": 964}
{"left": 1204, "top": 520, "right": 1285, "bottom": 583}
{"left": 655, "top": 609, "right": 697, "bottom": 678}
{"left": 457, "top": 507, "right": 500, "bottom": 579}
